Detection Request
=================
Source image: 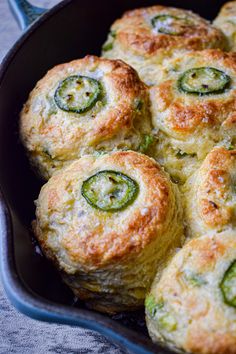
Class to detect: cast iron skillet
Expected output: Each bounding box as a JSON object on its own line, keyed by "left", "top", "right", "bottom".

{"left": 0, "top": 0, "right": 228, "bottom": 353}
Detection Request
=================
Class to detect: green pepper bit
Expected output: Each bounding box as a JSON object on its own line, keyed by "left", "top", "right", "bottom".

{"left": 158, "top": 313, "right": 177, "bottom": 332}
{"left": 178, "top": 67, "right": 231, "bottom": 96}
{"left": 145, "top": 295, "right": 177, "bottom": 332}
{"left": 139, "top": 135, "right": 155, "bottom": 153}
{"left": 81, "top": 170, "right": 139, "bottom": 212}
{"left": 102, "top": 30, "right": 116, "bottom": 52}
{"left": 54, "top": 75, "right": 103, "bottom": 114}
{"left": 102, "top": 42, "right": 114, "bottom": 52}
{"left": 227, "top": 144, "right": 235, "bottom": 151}
{"left": 183, "top": 271, "right": 207, "bottom": 287}
{"left": 145, "top": 295, "right": 164, "bottom": 318}
{"left": 110, "top": 30, "right": 117, "bottom": 38}
{"left": 220, "top": 260, "right": 236, "bottom": 307}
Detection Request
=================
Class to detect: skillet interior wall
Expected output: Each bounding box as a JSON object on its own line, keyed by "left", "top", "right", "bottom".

{"left": 0, "top": 0, "right": 228, "bottom": 318}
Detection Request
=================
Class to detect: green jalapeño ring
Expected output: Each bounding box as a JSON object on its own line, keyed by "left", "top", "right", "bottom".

{"left": 54, "top": 75, "right": 102, "bottom": 114}
{"left": 81, "top": 170, "right": 139, "bottom": 212}
{"left": 178, "top": 67, "right": 231, "bottom": 95}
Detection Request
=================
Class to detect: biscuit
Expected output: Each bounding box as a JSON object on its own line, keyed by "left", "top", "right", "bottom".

{"left": 150, "top": 49, "right": 236, "bottom": 183}
{"left": 146, "top": 231, "right": 236, "bottom": 354}
{"left": 214, "top": 1, "right": 236, "bottom": 51}
{"left": 20, "top": 56, "right": 152, "bottom": 180}
{"left": 183, "top": 147, "right": 236, "bottom": 238}
{"left": 102, "top": 6, "right": 226, "bottom": 85}
{"left": 33, "top": 151, "right": 183, "bottom": 314}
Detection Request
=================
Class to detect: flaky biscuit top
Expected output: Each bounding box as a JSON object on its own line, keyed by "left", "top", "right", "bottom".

{"left": 20, "top": 56, "right": 152, "bottom": 180}
{"left": 113, "top": 6, "right": 225, "bottom": 56}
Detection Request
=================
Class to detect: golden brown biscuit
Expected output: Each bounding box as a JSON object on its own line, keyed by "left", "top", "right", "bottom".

{"left": 20, "top": 56, "right": 152, "bottom": 180}
{"left": 146, "top": 231, "right": 236, "bottom": 354}
{"left": 150, "top": 49, "right": 236, "bottom": 183}
{"left": 183, "top": 147, "right": 236, "bottom": 238}
{"left": 33, "top": 151, "right": 184, "bottom": 314}
{"left": 102, "top": 6, "right": 226, "bottom": 85}
{"left": 214, "top": 1, "right": 236, "bottom": 51}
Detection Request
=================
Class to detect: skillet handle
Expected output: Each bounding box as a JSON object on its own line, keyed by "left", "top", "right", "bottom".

{"left": 8, "top": 0, "right": 47, "bottom": 30}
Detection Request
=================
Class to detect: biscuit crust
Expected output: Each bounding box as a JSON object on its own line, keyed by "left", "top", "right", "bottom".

{"left": 214, "top": 1, "right": 236, "bottom": 51}
{"left": 183, "top": 147, "right": 236, "bottom": 238}
{"left": 33, "top": 151, "right": 183, "bottom": 313}
{"left": 146, "top": 232, "right": 236, "bottom": 354}
{"left": 102, "top": 6, "right": 226, "bottom": 84}
{"left": 150, "top": 49, "right": 236, "bottom": 183}
{"left": 20, "top": 56, "right": 152, "bottom": 180}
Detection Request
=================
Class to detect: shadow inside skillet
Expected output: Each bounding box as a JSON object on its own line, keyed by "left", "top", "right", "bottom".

{"left": 0, "top": 0, "right": 227, "bottom": 345}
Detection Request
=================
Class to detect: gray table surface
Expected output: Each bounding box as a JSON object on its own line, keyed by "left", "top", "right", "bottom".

{"left": 0, "top": 1, "right": 128, "bottom": 353}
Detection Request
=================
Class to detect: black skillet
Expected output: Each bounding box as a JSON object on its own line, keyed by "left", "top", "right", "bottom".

{"left": 0, "top": 1, "right": 227, "bottom": 353}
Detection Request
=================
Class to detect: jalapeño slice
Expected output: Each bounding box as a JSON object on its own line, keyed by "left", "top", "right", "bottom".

{"left": 178, "top": 67, "right": 231, "bottom": 95}
{"left": 81, "top": 170, "right": 139, "bottom": 212}
{"left": 220, "top": 260, "right": 236, "bottom": 307}
{"left": 151, "top": 14, "right": 190, "bottom": 35}
{"left": 54, "top": 75, "right": 102, "bottom": 114}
